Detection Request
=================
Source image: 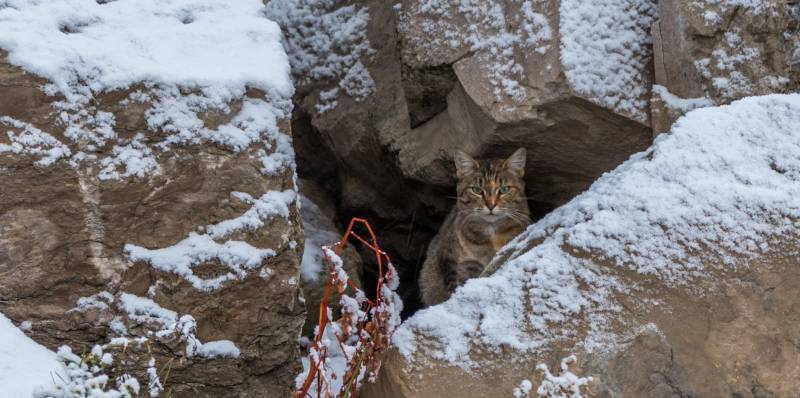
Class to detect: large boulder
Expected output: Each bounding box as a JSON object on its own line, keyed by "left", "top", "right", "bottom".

{"left": 393, "top": 0, "right": 657, "bottom": 195}
{"left": 363, "top": 95, "right": 800, "bottom": 397}
{"left": 268, "top": 0, "right": 658, "bottom": 314}
{"left": 272, "top": 0, "right": 658, "bottom": 214}
{"left": 0, "top": 2, "right": 303, "bottom": 396}
{"left": 651, "top": 0, "right": 800, "bottom": 133}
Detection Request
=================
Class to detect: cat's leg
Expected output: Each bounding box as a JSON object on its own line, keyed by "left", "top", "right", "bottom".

{"left": 455, "top": 259, "right": 485, "bottom": 287}
{"left": 419, "top": 253, "right": 456, "bottom": 306}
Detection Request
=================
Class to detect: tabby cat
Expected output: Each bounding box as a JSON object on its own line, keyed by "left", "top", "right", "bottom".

{"left": 419, "top": 148, "right": 531, "bottom": 306}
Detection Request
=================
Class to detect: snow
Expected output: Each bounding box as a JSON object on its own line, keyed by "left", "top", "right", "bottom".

{"left": 652, "top": 85, "right": 714, "bottom": 113}
{"left": 532, "top": 356, "right": 592, "bottom": 398}
{"left": 692, "top": 0, "right": 768, "bottom": 14}
{"left": 72, "top": 291, "right": 115, "bottom": 312}
{"left": 0, "top": 0, "right": 291, "bottom": 100}
{"left": 559, "top": 0, "right": 658, "bottom": 122}
{"left": 265, "top": 0, "right": 375, "bottom": 111}
{"left": 296, "top": 326, "right": 349, "bottom": 395}
{"left": 0, "top": 117, "right": 71, "bottom": 166}
{"left": 299, "top": 194, "right": 344, "bottom": 282}
{"left": 398, "top": 0, "right": 552, "bottom": 101}
{"left": 36, "top": 345, "right": 141, "bottom": 398}
{"left": 118, "top": 293, "right": 178, "bottom": 328}
{"left": 125, "top": 234, "right": 277, "bottom": 292}
{"left": 394, "top": 94, "right": 800, "bottom": 365}
{"left": 338, "top": 61, "right": 376, "bottom": 101}
{"left": 125, "top": 187, "right": 297, "bottom": 291}
{"left": 514, "top": 380, "right": 533, "bottom": 398}
{"left": 78, "top": 292, "right": 242, "bottom": 360}
{"left": 0, "top": 313, "right": 65, "bottom": 398}
{"left": 146, "top": 358, "right": 163, "bottom": 397}
{"left": 196, "top": 340, "right": 241, "bottom": 359}
{"left": 206, "top": 190, "right": 296, "bottom": 239}
{"left": 149, "top": 93, "right": 291, "bottom": 153}
{"left": 98, "top": 134, "right": 160, "bottom": 181}
{"left": 0, "top": 0, "right": 294, "bottom": 181}
{"left": 691, "top": 28, "right": 790, "bottom": 101}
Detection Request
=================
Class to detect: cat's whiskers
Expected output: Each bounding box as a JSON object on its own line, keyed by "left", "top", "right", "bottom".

{"left": 502, "top": 208, "right": 532, "bottom": 227}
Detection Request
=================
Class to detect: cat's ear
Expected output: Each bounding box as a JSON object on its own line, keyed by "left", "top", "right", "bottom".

{"left": 503, "top": 148, "right": 527, "bottom": 177}
{"left": 454, "top": 150, "right": 478, "bottom": 178}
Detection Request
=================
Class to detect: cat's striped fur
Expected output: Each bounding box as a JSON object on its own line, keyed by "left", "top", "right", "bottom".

{"left": 419, "top": 148, "right": 531, "bottom": 306}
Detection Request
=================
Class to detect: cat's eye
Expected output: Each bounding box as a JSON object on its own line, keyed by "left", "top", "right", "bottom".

{"left": 470, "top": 186, "right": 482, "bottom": 195}
{"left": 499, "top": 186, "right": 511, "bottom": 194}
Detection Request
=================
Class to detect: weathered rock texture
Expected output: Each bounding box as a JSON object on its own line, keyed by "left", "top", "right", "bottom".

{"left": 652, "top": 0, "right": 800, "bottom": 133}
{"left": 366, "top": 247, "right": 800, "bottom": 398}
{"left": 362, "top": 92, "right": 800, "bottom": 397}
{"left": 276, "top": 0, "right": 657, "bottom": 314}
{"left": 289, "top": 0, "right": 657, "bottom": 213}
{"left": 0, "top": 53, "right": 304, "bottom": 397}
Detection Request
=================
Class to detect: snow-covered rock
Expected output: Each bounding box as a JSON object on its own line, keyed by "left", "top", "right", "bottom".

{"left": 364, "top": 94, "right": 800, "bottom": 397}
{"left": 0, "top": 1, "right": 303, "bottom": 396}
{"left": 651, "top": 0, "right": 800, "bottom": 134}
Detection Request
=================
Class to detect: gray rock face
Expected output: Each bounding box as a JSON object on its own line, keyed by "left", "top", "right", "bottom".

{"left": 286, "top": 0, "right": 656, "bottom": 216}
{"left": 361, "top": 93, "right": 800, "bottom": 398}
{"left": 652, "top": 0, "right": 800, "bottom": 133}
{"left": 0, "top": 53, "right": 304, "bottom": 397}
{"left": 365, "top": 251, "right": 800, "bottom": 398}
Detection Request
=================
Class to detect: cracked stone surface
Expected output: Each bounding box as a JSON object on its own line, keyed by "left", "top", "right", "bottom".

{"left": 0, "top": 53, "right": 305, "bottom": 397}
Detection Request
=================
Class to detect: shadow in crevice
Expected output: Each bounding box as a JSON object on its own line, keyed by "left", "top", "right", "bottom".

{"left": 292, "top": 109, "right": 447, "bottom": 318}
{"left": 292, "top": 109, "right": 558, "bottom": 319}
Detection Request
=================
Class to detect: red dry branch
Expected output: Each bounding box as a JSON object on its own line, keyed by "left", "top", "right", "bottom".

{"left": 294, "top": 217, "right": 403, "bottom": 398}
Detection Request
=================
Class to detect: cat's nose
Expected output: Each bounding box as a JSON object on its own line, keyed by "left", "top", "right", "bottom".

{"left": 487, "top": 203, "right": 496, "bottom": 211}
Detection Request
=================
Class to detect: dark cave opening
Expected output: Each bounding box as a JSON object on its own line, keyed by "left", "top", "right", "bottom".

{"left": 292, "top": 109, "right": 558, "bottom": 319}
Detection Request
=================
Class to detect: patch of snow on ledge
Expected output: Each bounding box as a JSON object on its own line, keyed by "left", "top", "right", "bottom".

{"left": 196, "top": 340, "right": 241, "bottom": 359}
{"left": 652, "top": 85, "right": 714, "bottom": 113}
{"left": 125, "top": 233, "right": 277, "bottom": 291}
{"left": 0, "top": 0, "right": 292, "bottom": 99}
{"left": 395, "top": 94, "right": 800, "bottom": 365}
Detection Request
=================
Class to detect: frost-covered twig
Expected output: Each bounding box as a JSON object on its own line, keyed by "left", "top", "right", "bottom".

{"left": 294, "top": 217, "right": 403, "bottom": 398}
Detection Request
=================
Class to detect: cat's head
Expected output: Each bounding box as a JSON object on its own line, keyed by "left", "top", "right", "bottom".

{"left": 453, "top": 148, "right": 530, "bottom": 224}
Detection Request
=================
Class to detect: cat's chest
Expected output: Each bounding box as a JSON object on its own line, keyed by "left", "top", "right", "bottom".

{"left": 489, "top": 228, "right": 519, "bottom": 252}
{"left": 460, "top": 222, "right": 520, "bottom": 253}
